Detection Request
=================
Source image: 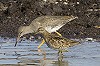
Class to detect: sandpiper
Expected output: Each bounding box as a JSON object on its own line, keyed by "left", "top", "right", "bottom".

{"left": 15, "top": 16, "right": 78, "bottom": 46}
{"left": 36, "top": 27, "right": 80, "bottom": 55}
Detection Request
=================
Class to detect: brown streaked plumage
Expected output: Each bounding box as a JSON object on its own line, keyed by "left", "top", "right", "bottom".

{"left": 36, "top": 27, "right": 80, "bottom": 55}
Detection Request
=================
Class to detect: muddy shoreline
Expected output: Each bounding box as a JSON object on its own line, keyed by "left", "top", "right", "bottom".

{"left": 0, "top": 0, "right": 100, "bottom": 39}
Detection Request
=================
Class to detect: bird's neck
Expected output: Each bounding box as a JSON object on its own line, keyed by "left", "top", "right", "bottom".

{"left": 42, "top": 31, "right": 50, "bottom": 38}
{"left": 41, "top": 31, "right": 51, "bottom": 43}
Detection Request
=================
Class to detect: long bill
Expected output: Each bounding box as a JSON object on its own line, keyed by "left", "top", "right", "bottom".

{"left": 14, "top": 37, "right": 20, "bottom": 47}
{"left": 15, "top": 38, "right": 18, "bottom": 47}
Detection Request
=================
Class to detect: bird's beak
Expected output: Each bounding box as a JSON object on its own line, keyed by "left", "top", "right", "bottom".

{"left": 14, "top": 36, "right": 20, "bottom": 47}
{"left": 15, "top": 38, "right": 18, "bottom": 47}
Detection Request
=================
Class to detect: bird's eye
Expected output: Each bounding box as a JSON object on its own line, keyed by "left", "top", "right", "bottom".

{"left": 40, "top": 29, "right": 44, "bottom": 31}
{"left": 38, "top": 28, "right": 44, "bottom": 31}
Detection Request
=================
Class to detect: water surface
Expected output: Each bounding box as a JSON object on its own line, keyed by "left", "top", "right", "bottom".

{"left": 0, "top": 38, "right": 100, "bottom": 66}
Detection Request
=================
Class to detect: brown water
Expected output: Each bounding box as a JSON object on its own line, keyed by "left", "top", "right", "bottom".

{"left": 0, "top": 38, "right": 100, "bottom": 66}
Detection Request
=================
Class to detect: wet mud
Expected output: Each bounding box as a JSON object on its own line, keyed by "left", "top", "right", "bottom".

{"left": 0, "top": 0, "right": 100, "bottom": 39}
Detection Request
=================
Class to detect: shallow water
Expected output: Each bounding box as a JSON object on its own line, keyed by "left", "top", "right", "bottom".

{"left": 0, "top": 38, "right": 100, "bottom": 66}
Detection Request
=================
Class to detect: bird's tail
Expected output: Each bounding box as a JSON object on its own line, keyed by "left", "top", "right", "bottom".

{"left": 69, "top": 40, "right": 80, "bottom": 47}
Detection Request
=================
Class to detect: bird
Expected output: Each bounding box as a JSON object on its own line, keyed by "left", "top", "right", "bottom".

{"left": 36, "top": 27, "right": 80, "bottom": 55}
{"left": 15, "top": 16, "right": 78, "bottom": 47}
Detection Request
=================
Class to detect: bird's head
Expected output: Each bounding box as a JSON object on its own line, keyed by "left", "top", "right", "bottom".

{"left": 15, "top": 26, "right": 34, "bottom": 47}
{"left": 35, "top": 27, "right": 50, "bottom": 36}
{"left": 36, "top": 27, "right": 46, "bottom": 34}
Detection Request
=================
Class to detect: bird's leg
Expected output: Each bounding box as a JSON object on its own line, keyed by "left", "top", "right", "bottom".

{"left": 55, "top": 31, "right": 62, "bottom": 36}
{"left": 37, "top": 38, "right": 45, "bottom": 55}
{"left": 58, "top": 49, "right": 63, "bottom": 56}
{"left": 58, "top": 49, "right": 63, "bottom": 61}
{"left": 38, "top": 39, "right": 45, "bottom": 48}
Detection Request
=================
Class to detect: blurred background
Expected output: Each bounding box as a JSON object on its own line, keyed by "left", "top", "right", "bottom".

{"left": 0, "top": 0, "right": 100, "bottom": 38}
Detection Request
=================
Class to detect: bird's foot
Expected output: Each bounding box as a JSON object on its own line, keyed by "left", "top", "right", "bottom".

{"left": 38, "top": 48, "right": 46, "bottom": 60}
{"left": 38, "top": 48, "right": 42, "bottom": 55}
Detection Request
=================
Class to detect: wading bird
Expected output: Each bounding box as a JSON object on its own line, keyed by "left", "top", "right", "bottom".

{"left": 15, "top": 16, "right": 78, "bottom": 47}
{"left": 36, "top": 27, "right": 80, "bottom": 55}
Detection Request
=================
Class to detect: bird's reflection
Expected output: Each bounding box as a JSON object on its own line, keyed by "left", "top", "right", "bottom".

{"left": 38, "top": 48, "right": 69, "bottom": 66}
{"left": 54, "top": 58, "right": 68, "bottom": 66}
